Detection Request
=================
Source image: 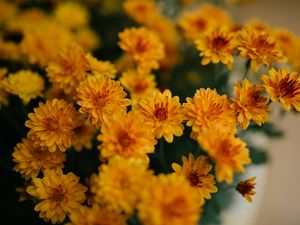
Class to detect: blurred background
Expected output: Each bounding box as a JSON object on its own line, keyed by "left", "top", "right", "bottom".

{"left": 230, "top": 1, "right": 300, "bottom": 225}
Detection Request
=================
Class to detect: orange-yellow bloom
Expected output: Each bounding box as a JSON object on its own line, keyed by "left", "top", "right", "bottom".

{"left": 183, "top": 88, "right": 237, "bottom": 136}
{"left": 198, "top": 127, "right": 251, "bottom": 183}
{"left": 231, "top": 79, "right": 269, "bottom": 129}
{"left": 195, "top": 27, "right": 237, "bottom": 69}
{"left": 261, "top": 68, "right": 300, "bottom": 111}
{"left": 138, "top": 174, "right": 201, "bottom": 225}
{"left": 76, "top": 74, "right": 130, "bottom": 128}
{"left": 46, "top": 43, "right": 90, "bottom": 93}
{"left": 27, "top": 168, "right": 87, "bottom": 224}
{"left": 236, "top": 176, "right": 256, "bottom": 202}
{"left": 12, "top": 138, "right": 65, "bottom": 180}
{"left": 134, "top": 89, "right": 184, "bottom": 143}
{"left": 96, "top": 156, "right": 153, "bottom": 215}
{"left": 98, "top": 111, "right": 157, "bottom": 161}
{"left": 172, "top": 153, "right": 217, "bottom": 205}
{"left": 118, "top": 27, "right": 165, "bottom": 71}
{"left": 238, "top": 29, "right": 286, "bottom": 72}
{"left": 73, "top": 119, "right": 96, "bottom": 151}
{"left": 120, "top": 69, "right": 157, "bottom": 104}
{"left": 25, "top": 99, "right": 81, "bottom": 152}
{"left": 0, "top": 70, "right": 44, "bottom": 104}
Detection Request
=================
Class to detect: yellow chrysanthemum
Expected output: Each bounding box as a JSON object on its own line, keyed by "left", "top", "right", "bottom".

{"left": 123, "top": 0, "right": 159, "bottom": 25}
{"left": 20, "top": 22, "right": 72, "bottom": 66}
{"left": 85, "top": 54, "right": 116, "bottom": 78}
{"left": 0, "top": 1, "right": 17, "bottom": 23}
{"left": 54, "top": 1, "right": 89, "bottom": 28}
{"left": 73, "top": 119, "right": 96, "bottom": 151}
{"left": 27, "top": 168, "right": 87, "bottom": 224}
{"left": 45, "top": 85, "right": 76, "bottom": 103}
{"left": 0, "top": 70, "right": 44, "bottom": 104}
{"left": 98, "top": 111, "right": 156, "bottom": 161}
{"left": 0, "top": 68, "right": 9, "bottom": 106}
{"left": 68, "top": 204, "right": 126, "bottom": 225}
{"left": 238, "top": 29, "right": 286, "bottom": 72}
{"left": 46, "top": 43, "right": 90, "bottom": 93}
{"left": 134, "top": 89, "right": 184, "bottom": 143}
{"left": 138, "top": 173, "right": 201, "bottom": 225}
{"left": 236, "top": 176, "right": 256, "bottom": 203}
{"left": 183, "top": 88, "right": 237, "bottom": 136}
{"left": 172, "top": 153, "right": 217, "bottom": 205}
{"left": 118, "top": 27, "right": 165, "bottom": 71}
{"left": 231, "top": 79, "right": 269, "bottom": 129}
{"left": 120, "top": 69, "right": 157, "bottom": 104}
{"left": 195, "top": 27, "right": 237, "bottom": 69}
{"left": 25, "top": 99, "right": 81, "bottom": 152}
{"left": 261, "top": 68, "right": 300, "bottom": 111}
{"left": 198, "top": 127, "right": 251, "bottom": 183}
{"left": 12, "top": 138, "right": 66, "bottom": 180}
{"left": 76, "top": 74, "right": 130, "bottom": 128}
{"left": 96, "top": 156, "right": 153, "bottom": 215}
{"left": 73, "top": 27, "right": 100, "bottom": 51}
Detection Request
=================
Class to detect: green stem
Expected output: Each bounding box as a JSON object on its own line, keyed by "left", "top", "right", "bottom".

{"left": 243, "top": 60, "right": 251, "bottom": 80}
{"left": 159, "top": 139, "right": 168, "bottom": 172}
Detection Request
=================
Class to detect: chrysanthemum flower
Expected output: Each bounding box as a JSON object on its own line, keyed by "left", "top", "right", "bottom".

{"left": 96, "top": 156, "right": 153, "bottom": 215}
{"left": 198, "top": 127, "right": 251, "bottom": 183}
{"left": 68, "top": 204, "right": 126, "bottom": 225}
{"left": 138, "top": 173, "right": 201, "bottom": 225}
{"left": 73, "top": 119, "right": 96, "bottom": 151}
{"left": 54, "top": 1, "right": 89, "bottom": 28}
{"left": 231, "top": 79, "right": 269, "bottom": 129}
{"left": 85, "top": 54, "right": 116, "bottom": 78}
{"left": 120, "top": 69, "right": 157, "bottom": 105}
{"left": 183, "top": 88, "right": 237, "bottom": 136}
{"left": 25, "top": 99, "right": 81, "bottom": 152}
{"left": 27, "top": 168, "right": 87, "bottom": 224}
{"left": 118, "top": 27, "right": 165, "bottom": 71}
{"left": 134, "top": 89, "right": 184, "bottom": 143}
{"left": 172, "top": 153, "right": 217, "bottom": 205}
{"left": 0, "top": 68, "right": 9, "bottom": 106}
{"left": 98, "top": 111, "right": 156, "bottom": 161}
{"left": 76, "top": 73, "right": 130, "bottom": 128}
{"left": 236, "top": 176, "right": 256, "bottom": 202}
{"left": 73, "top": 27, "right": 100, "bottom": 51}
{"left": 12, "top": 138, "right": 66, "bottom": 180}
{"left": 123, "top": 0, "right": 159, "bottom": 25}
{"left": 261, "top": 68, "right": 300, "bottom": 111}
{"left": 46, "top": 43, "right": 90, "bottom": 93}
{"left": 0, "top": 70, "right": 44, "bottom": 104}
{"left": 45, "top": 85, "right": 76, "bottom": 103}
{"left": 238, "top": 29, "right": 286, "bottom": 72}
{"left": 195, "top": 27, "right": 237, "bottom": 69}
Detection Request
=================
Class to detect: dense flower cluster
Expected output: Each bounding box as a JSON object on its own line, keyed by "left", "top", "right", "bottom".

{"left": 1, "top": 1, "right": 299, "bottom": 224}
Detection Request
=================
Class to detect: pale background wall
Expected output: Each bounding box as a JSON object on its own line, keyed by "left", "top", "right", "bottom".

{"left": 231, "top": 1, "right": 300, "bottom": 225}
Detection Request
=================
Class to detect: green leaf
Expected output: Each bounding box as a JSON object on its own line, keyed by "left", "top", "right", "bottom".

{"left": 249, "top": 146, "right": 268, "bottom": 165}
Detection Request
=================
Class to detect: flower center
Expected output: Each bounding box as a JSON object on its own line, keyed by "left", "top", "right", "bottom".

{"left": 135, "top": 37, "right": 147, "bottom": 53}
{"left": 118, "top": 131, "right": 135, "bottom": 149}
{"left": 51, "top": 185, "right": 65, "bottom": 202}
{"left": 187, "top": 172, "right": 203, "bottom": 187}
{"left": 92, "top": 91, "right": 109, "bottom": 109}
{"left": 133, "top": 81, "right": 148, "bottom": 94}
{"left": 154, "top": 104, "right": 168, "bottom": 121}
{"left": 195, "top": 19, "right": 206, "bottom": 31}
{"left": 278, "top": 75, "right": 300, "bottom": 98}
{"left": 44, "top": 117, "right": 60, "bottom": 131}
{"left": 236, "top": 182, "right": 254, "bottom": 195}
{"left": 212, "top": 36, "right": 229, "bottom": 51}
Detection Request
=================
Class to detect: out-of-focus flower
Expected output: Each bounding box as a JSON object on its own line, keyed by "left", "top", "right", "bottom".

{"left": 25, "top": 99, "right": 81, "bottom": 152}
{"left": 0, "top": 70, "right": 44, "bottom": 104}
{"left": 198, "top": 127, "right": 251, "bottom": 183}
{"left": 236, "top": 176, "right": 256, "bottom": 202}
{"left": 183, "top": 88, "right": 237, "bottom": 137}
{"left": 172, "top": 153, "right": 217, "bottom": 205}
{"left": 261, "top": 68, "right": 300, "bottom": 111}
{"left": 27, "top": 168, "right": 87, "bottom": 224}
{"left": 47, "top": 43, "right": 90, "bottom": 94}
{"left": 138, "top": 173, "right": 201, "bottom": 225}
{"left": 76, "top": 74, "right": 130, "bottom": 128}
{"left": 120, "top": 69, "right": 157, "bottom": 105}
{"left": 12, "top": 138, "right": 66, "bottom": 180}
{"left": 231, "top": 79, "right": 269, "bottom": 129}
{"left": 85, "top": 54, "right": 116, "bottom": 78}
{"left": 238, "top": 29, "right": 286, "bottom": 72}
{"left": 96, "top": 157, "right": 153, "bottom": 215}
{"left": 44, "top": 85, "right": 76, "bottom": 103}
{"left": 134, "top": 89, "right": 184, "bottom": 143}
{"left": 118, "top": 27, "right": 165, "bottom": 72}
{"left": 98, "top": 111, "right": 156, "bottom": 162}
{"left": 68, "top": 204, "right": 126, "bottom": 225}
{"left": 0, "top": 68, "right": 9, "bottom": 106}
{"left": 73, "top": 118, "right": 96, "bottom": 151}
{"left": 195, "top": 27, "right": 237, "bottom": 69}
{"left": 54, "top": 1, "right": 89, "bottom": 28}
{"left": 73, "top": 28, "right": 100, "bottom": 52}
